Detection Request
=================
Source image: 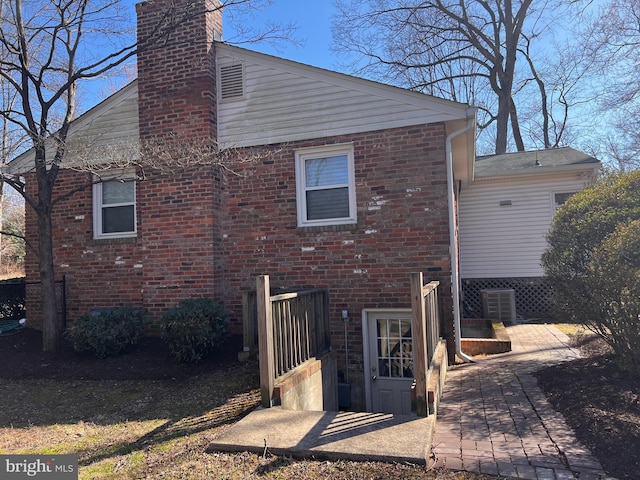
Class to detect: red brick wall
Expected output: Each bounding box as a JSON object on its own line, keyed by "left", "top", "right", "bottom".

{"left": 23, "top": 122, "right": 453, "bottom": 410}
{"left": 136, "top": 0, "right": 220, "bottom": 140}
{"left": 23, "top": 169, "right": 220, "bottom": 327}
{"left": 21, "top": 0, "right": 456, "bottom": 412}
{"left": 26, "top": 0, "right": 226, "bottom": 329}
{"left": 220, "top": 125, "right": 453, "bottom": 409}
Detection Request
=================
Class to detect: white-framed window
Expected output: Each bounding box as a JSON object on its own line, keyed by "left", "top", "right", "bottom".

{"left": 93, "top": 177, "right": 137, "bottom": 239}
{"left": 295, "top": 143, "right": 357, "bottom": 227}
{"left": 552, "top": 191, "right": 577, "bottom": 215}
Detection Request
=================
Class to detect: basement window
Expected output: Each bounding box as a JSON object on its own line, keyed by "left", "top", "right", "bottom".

{"left": 93, "top": 177, "right": 137, "bottom": 239}
{"left": 295, "top": 144, "right": 356, "bottom": 227}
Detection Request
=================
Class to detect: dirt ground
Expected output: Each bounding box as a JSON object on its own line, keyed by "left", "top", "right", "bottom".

{"left": 0, "top": 326, "right": 243, "bottom": 381}
{"left": 0, "top": 325, "right": 636, "bottom": 480}
{"left": 534, "top": 333, "right": 640, "bottom": 480}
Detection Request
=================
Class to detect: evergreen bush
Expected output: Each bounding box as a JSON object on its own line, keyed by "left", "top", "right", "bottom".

{"left": 587, "top": 219, "right": 640, "bottom": 371}
{"left": 160, "top": 298, "right": 228, "bottom": 363}
{"left": 542, "top": 169, "right": 640, "bottom": 371}
{"left": 66, "top": 306, "right": 147, "bottom": 358}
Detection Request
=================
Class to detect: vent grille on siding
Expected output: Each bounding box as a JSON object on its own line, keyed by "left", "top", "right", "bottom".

{"left": 219, "top": 64, "right": 244, "bottom": 100}
{"left": 481, "top": 289, "right": 516, "bottom": 323}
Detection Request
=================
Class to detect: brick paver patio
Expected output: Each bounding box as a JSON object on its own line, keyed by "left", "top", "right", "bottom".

{"left": 430, "top": 323, "right": 609, "bottom": 480}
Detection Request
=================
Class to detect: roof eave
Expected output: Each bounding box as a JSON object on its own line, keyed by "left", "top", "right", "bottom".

{"left": 473, "top": 161, "right": 601, "bottom": 183}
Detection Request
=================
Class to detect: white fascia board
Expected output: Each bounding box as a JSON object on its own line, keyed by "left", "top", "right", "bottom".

{"left": 472, "top": 162, "right": 601, "bottom": 184}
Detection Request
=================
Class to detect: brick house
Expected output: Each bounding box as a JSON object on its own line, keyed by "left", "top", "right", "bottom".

{"left": 10, "top": 0, "right": 476, "bottom": 412}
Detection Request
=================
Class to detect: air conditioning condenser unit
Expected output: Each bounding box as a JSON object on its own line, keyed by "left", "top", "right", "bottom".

{"left": 481, "top": 288, "right": 516, "bottom": 323}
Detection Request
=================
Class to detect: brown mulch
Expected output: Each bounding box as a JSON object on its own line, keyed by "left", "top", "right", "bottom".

{"left": 0, "top": 326, "right": 244, "bottom": 381}
{"left": 534, "top": 333, "right": 640, "bottom": 480}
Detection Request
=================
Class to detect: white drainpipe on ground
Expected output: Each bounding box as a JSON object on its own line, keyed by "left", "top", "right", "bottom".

{"left": 446, "top": 112, "right": 476, "bottom": 364}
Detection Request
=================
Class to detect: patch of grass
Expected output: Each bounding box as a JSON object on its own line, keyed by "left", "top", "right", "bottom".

{"left": 78, "top": 459, "right": 117, "bottom": 480}
{"left": 0, "top": 359, "right": 500, "bottom": 480}
{"left": 553, "top": 323, "right": 592, "bottom": 336}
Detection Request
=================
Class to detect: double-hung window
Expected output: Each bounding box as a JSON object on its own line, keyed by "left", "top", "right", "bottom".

{"left": 295, "top": 144, "right": 356, "bottom": 227}
{"left": 93, "top": 177, "right": 137, "bottom": 239}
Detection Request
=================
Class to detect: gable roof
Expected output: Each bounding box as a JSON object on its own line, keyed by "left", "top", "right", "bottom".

{"left": 8, "top": 42, "right": 476, "bottom": 177}
{"left": 473, "top": 147, "right": 600, "bottom": 181}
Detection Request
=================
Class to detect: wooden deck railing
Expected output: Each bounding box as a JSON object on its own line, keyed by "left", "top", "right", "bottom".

{"left": 256, "top": 275, "right": 330, "bottom": 407}
{"left": 411, "top": 272, "right": 441, "bottom": 417}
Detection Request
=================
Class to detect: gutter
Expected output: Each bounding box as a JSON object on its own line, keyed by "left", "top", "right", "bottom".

{"left": 474, "top": 162, "right": 602, "bottom": 183}
{"left": 445, "top": 112, "right": 476, "bottom": 364}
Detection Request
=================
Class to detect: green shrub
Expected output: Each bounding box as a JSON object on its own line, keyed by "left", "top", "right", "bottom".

{"left": 66, "top": 306, "right": 147, "bottom": 358}
{"left": 160, "top": 298, "right": 228, "bottom": 363}
{"left": 587, "top": 219, "right": 640, "bottom": 371}
{"left": 542, "top": 169, "right": 640, "bottom": 324}
{"left": 542, "top": 170, "right": 640, "bottom": 371}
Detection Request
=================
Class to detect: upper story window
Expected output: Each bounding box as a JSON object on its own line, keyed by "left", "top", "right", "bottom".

{"left": 93, "top": 177, "right": 136, "bottom": 239}
{"left": 552, "top": 191, "right": 577, "bottom": 214}
{"left": 295, "top": 144, "right": 356, "bottom": 227}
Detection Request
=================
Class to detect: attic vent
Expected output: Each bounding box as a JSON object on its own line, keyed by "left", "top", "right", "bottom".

{"left": 481, "top": 289, "right": 516, "bottom": 323}
{"left": 219, "top": 64, "right": 244, "bottom": 100}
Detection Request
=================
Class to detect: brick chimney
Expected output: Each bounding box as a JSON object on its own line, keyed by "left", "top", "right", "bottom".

{"left": 134, "top": 0, "right": 225, "bottom": 318}
{"left": 136, "top": 0, "right": 222, "bottom": 141}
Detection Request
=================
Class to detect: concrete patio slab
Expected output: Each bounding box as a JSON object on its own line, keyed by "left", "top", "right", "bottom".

{"left": 208, "top": 407, "right": 434, "bottom": 464}
{"left": 209, "top": 323, "right": 610, "bottom": 479}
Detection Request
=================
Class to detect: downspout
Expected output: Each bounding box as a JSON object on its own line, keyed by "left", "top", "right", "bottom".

{"left": 446, "top": 113, "right": 475, "bottom": 363}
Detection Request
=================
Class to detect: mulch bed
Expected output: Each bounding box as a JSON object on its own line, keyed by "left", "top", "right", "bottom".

{"left": 0, "top": 327, "right": 244, "bottom": 381}
{"left": 534, "top": 334, "right": 640, "bottom": 480}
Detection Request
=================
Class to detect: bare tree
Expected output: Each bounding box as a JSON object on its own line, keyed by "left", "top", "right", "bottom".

{"left": 0, "top": 0, "right": 288, "bottom": 351}
{"left": 578, "top": 0, "right": 640, "bottom": 169}
{"left": 0, "top": 47, "right": 26, "bottom": 279}
{"left": 333, "top": 0, "right": 589, "bottom": 154}
{"left": 0, "top": 190, "right": 25, "bottom": 277}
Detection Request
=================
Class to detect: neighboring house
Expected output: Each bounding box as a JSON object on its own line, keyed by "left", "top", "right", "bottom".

{"left": 458, "top": 148, "right": 600, "bottom": 320}
{"left": 9, "top": 0, "right": 476, "bottom": 413}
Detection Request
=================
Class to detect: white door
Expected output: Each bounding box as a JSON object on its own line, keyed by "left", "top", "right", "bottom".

{"left": 366, "top": 311, "right": 414, "bottom": 415}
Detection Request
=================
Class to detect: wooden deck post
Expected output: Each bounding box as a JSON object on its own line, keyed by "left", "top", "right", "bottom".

{"left": 257, "top": 275, "right": 275, "bottom": 408}
{"left": 411, "top": 272, "right": 429, "bottom": 417}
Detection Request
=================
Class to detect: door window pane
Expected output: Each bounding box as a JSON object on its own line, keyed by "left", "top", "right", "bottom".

{"left": 376, "top": 317, "right": 414, "bottom": 378}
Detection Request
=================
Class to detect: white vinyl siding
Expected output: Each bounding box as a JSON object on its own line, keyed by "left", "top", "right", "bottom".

{"left": 8, "top": 82, "right": 139, "bottom": 174}
{"left": 216, "top": 45, "right": 469, "bottom": 149}
{"left": 459, "top": 176, "right": 591, "bottom": 278}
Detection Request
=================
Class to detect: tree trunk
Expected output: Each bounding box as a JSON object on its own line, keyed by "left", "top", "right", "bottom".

{"left": 495, "top": 93, "right": 510, "bottom": 154}
{"left": 38, "top": 208, "right": 59, "bottom": 352}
